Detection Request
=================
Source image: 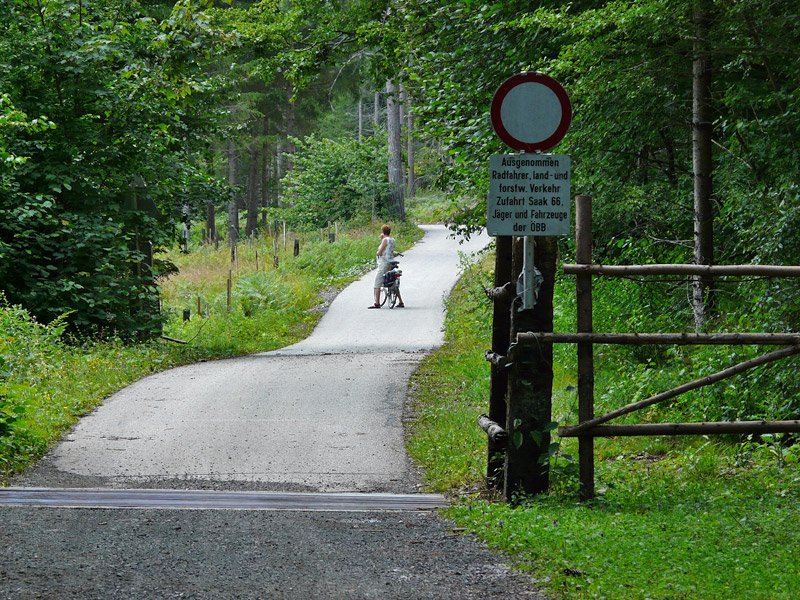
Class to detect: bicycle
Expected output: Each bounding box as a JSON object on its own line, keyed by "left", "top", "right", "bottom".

{"left": 379, "top": 257, "right": 403, "bottom": 308}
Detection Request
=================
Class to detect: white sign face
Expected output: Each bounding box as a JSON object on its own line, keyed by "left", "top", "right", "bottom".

{"left": 487, "top": 154, "right": 571, "bottom": 236}
{"left": 499, "top": 82, "right": 563, "bottom": 147}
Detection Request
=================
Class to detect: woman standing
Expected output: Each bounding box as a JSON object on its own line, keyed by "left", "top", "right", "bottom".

{"left": 368, "top": 224, "right": 404, "bottom": 309}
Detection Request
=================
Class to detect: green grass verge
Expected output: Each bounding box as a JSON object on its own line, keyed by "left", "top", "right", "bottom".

{"left": 406, "top": 247, "right": 800, "bottom": 600}
{"left": 0, "top": 220, "right": 422, "bottom": 481}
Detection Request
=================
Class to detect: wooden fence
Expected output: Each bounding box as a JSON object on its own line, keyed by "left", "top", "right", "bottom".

{"left": 517, "top": 195, "right": 800, "bottom": 500}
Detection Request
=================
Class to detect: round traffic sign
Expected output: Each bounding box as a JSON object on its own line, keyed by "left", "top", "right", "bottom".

{"left": 490, "top": 73, "right": 572, "bottom": 152}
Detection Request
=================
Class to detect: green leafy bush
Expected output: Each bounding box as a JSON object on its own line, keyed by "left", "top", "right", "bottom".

{"left": 0, "top": 296, "right": 67, "bottom": 469}
{"left": 0, "top": 1, "right": 231, "bottom": 339}
{"left": 280, "top": 135, "right": 393, "bottom": 228}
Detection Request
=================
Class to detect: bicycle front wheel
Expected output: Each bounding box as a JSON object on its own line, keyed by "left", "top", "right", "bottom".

{"left": 379, "top": 287, "right": 390, "bottom": 306}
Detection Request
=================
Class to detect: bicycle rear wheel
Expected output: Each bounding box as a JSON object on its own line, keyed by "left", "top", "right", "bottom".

{"left": 388, "top": 285, "right": 398, "bottom": 308}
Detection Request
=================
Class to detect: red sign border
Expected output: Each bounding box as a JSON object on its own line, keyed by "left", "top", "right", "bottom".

{"left": 490, "top": 73, "right": 572, "bottom": 152}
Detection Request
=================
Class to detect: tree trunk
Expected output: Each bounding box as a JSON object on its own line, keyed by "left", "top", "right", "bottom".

{"left": 487, "top": 236, "right": 513, "bottom": 488}
{"left": 261, "top": 119, "right": 270, "bottom": 210}
{"left": 276, "top": 140, "right": 284, "bottom": 182}
{"left": 692, "top": 1, "right": 714, "bottom": 330}
{"left": 386, "top": 80, "right": 405, "bottom": 221}
{"left": 205, "top": 156, "right": 216, "bottom": 244}
{"left": 504, "top": 236, "right": 556, "bottom": 501}
{"left": 406, "top": 93, "right": 416, "bottom": 198}
{"left": 373, "top": 90, "right": 380, "bottom": 133}
{"left": 358, "top": 96, "right": 363, "bottom": 141}
{"left": 261, "top": 152, "right": 269, "bottom": 210}
{"left": 205, "top": 200, "right": 216, "bottom": 244}
{"left": 399, "top": 85, "right": 408, "bottom": 192}
{"left": 245, "top": 142, "right": 259, "bottom": 238}
{"left": 227, "top": 140, "right": 239, "bottom": 246}
{"left": 276, "top": 138, "right": 285, "bottom": 207}
{"left": 285, "top": 85, "right": 296, "bottom": 172}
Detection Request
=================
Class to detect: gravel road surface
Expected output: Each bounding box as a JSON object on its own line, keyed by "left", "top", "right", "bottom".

{"left": 2, "top": 224, "right": 545, "bottom": 599}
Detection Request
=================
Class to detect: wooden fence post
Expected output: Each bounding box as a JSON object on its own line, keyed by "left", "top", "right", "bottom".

{"left": 227, "top": 270, "right": 232, "bottom": 312}
{"left": 504, "top": 235, "right": 557, "bottom": 501}
{"left": 575, "top": 194, "right": 595, "bottom": 500}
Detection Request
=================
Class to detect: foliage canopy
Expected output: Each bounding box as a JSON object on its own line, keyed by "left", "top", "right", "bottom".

{"left": 3, "top": 0, "right": 800, "bottom": 340}
{"left": 0, "top": 0, "right": 234, "bottom": 337}
{"left": 279, "top": 134, "right": 391, "bottom": 228}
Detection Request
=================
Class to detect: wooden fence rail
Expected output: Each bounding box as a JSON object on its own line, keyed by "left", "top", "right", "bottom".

{"left": 478, "top": 414, "right": 509, "bottom": 448}
{"left": 518, "top": 332, "right": 800, "bottom": 345}
{"left": 563, "top": 420, "right": 800, "bottom": 437}
{"left": 555, "top": 343, "right": 800, "bottom": 437}
{"left": 528, "top": 194, "right": 800, "bottom": 501}
{"left": 562, "top": 264, "right": 800, "bottom": 277}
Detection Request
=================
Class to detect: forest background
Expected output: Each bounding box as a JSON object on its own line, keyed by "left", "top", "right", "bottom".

{"left": 1, "top": 1, "right": 800, "bottom": 599}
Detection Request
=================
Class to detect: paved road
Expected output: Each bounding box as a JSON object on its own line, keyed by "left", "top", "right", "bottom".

{"left": 3, "top": 224, "right": 545, "bottom": 599}
{"left": 21, "top": 224, "right": 490, "bottom": 492}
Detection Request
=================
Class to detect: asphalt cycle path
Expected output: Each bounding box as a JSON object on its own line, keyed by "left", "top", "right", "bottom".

{"left": 3, "top": 224, "right": 545, "bottom": 599}
{"left": 21, "top": 224, "right": 489, "bottom": 492}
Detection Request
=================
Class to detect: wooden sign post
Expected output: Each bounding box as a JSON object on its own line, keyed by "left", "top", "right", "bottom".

{"left": 486, "top": 236, "right": 513, "bottom": 489}
{"left": 486, "top": 73, "right": 572, "bottom": 501}
{"left": 504, "top": 235, "right": 558, "bottom": 500}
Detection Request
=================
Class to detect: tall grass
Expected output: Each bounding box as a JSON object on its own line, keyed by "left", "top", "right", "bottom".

{"left": 407, "top": 246, "right": 800, "bottom": 600}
